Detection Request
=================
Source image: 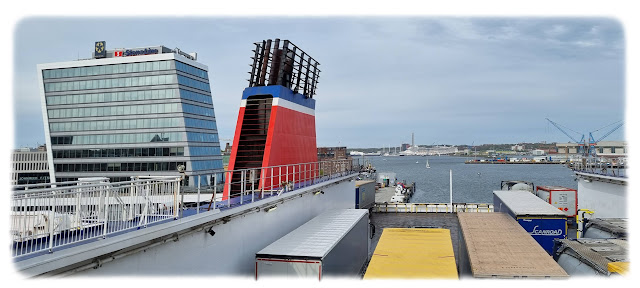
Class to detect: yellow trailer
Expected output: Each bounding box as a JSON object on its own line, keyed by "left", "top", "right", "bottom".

{"left": 364, "top": 228, "right": 458, "bottom": 279}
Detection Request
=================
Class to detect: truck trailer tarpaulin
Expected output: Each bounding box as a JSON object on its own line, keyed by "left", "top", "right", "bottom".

{"left": 457, "top": 212, "right": 568, "bottom": 278}
{"left": 255, "top": 209, "right": 370, "bottom": 280}
{"left": 493, "top": 190, "right": 567, "bottom": 255}
{"left": 364, "top": 228, "right": 458, "bottom": 279}
{"left": 355, "top": 180, "right": 375, "bottom": 209}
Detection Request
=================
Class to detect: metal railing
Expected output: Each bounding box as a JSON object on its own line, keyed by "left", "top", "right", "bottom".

{"left": 189, "top": 159, "right": 360, "bottom": 211}
{"left": 373, "top": 203, "right": 494, "bottom": 213}
{"left": 10, "top": 159, "right": 361, "bottom": 258}
{"left": 11, "top": 177, "right": 180, "bottom": 258}
{"left": 571, "top": 157, "right": 627, "bottom": 178}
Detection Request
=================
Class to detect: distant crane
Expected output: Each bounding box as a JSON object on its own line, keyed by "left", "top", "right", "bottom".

{"left": 545, "top": 118, "right": 623, "bottom": 157}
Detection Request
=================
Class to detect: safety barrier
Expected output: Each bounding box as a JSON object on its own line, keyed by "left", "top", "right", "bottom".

{"left": 11, "top": 177, "right": 180, "bottom": 258}
{"left": 11, "top": 159, "right": 362, "bottom": 258}
{"left": 187, "top": 159, "right": 360, "bottom": 211}
{"left": 373, "top": 202, "right": 494, "bottom": 213}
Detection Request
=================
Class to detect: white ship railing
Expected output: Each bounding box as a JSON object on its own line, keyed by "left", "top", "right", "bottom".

{"left": 373, "top": 202, "right": 494, "bottom": 213}
{"left": 571, "top": 157, "right": 627, "bottom": 178}
{"left": 11, "top": 159, "right": 361, "bottom": 259}
{"left": 186, "top": 158, "right": 361, "bottom": 212}
{"left": 11, "top": 177, "right": 181, "bottom": 258}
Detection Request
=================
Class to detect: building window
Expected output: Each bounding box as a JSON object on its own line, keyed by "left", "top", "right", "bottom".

{"left": 51, "top": 132, "right": 184, "bottom": 145}
{"left": 54, "top": 161, "right": 187, "bottom": 172}
{"left": 48, "top": 103, "right": 181, "bottom": 119}
{"left": 44, "top": 74, "right": 177, "bottom": 92}
{"left": 43, "top": 60, "right": 173, "bottom": 79}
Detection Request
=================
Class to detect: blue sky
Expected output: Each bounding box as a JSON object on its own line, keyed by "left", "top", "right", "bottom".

{"left": 12, "top": 17, "right": 625, "bottom": 148}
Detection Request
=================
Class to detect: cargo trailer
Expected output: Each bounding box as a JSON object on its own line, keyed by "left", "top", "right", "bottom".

{"left": 457, "top": 212, "right": 568, "bottom": 278}
{"left": 255, "top": 209, "right": 369, "bottom": 280}
{"left": 493, "top": 190, "right": 567, "bottom": 255}
{"left": 553, "top": 238, "right": 628, "bottom": 276}
{"left": 583, "top": 218, "right": 627, "bottom": 239}
{"left": 500, "top": 180, "right": 534, "bottom": 193}
{"left": 363, "top": 228, "right": 458, "bottom": 279}
{"left": 535, "top": 186, "right": 578, "bottom": 218}
{"left": 355, "top": 180, "right": 375, "bottom": 209}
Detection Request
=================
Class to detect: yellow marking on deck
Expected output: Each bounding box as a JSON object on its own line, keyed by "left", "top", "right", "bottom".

{"left": 608, "top": 262, "right": 629, "bottom": 275}
{"left": 364, "top": 228, "right": 458, "bottom": 279}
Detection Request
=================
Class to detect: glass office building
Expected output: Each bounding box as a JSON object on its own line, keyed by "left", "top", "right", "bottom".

{"left": 37, "top": 44, "right": 222, "bottom": 186}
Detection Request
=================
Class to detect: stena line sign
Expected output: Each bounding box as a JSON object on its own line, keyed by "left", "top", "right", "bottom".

{"left": 114, "top": 48, "right": 159, "bottom": 57}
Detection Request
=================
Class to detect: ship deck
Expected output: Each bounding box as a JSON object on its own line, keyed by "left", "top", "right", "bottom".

{"left": 362, "top": 212, "right": 578, "bottom": 277}
{"left": 362, "top": 213, "right": 461, "bottom": 275}
{"left": 375, "top": 187, "right": 399, "bottom": 203}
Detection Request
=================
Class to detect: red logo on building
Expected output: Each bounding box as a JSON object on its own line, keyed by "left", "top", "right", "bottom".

{"left": 114, "top": 51, "right": 123, "bottom": 57}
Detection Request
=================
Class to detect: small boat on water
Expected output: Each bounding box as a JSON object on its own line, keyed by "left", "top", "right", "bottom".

{"left": 426, "top": 159, "right": 430, "bottom": 169}
{"left": 416, "top": 161, "right": 419, "bottom": 164}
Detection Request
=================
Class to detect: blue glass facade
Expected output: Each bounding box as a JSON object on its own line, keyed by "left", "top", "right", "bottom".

{"left": 40, "top": 52, "right": 222, "bottom": 186}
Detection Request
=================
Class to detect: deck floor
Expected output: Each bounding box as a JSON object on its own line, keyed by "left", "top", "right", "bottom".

{"left": 363, "top": 213, "right": 461, "bottom": 275}
{"left": 375, "top": 187, "right": 399, "bottom": 203}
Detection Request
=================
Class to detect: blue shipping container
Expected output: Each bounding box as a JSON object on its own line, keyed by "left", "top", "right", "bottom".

{"left": 493, "top": 190, "right": 567, "bottom": 255}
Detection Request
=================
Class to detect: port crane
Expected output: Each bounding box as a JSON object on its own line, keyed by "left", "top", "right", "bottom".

{"left": 545, "top": 118, "right": 624, "bottom": 157}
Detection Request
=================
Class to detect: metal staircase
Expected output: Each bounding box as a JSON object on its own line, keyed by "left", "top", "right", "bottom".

{"left": 230, "top": 95, "right": 273, "bottom": 196}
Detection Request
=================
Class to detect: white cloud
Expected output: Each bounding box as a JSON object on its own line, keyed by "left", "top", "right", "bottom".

{"left": 544, "top": 24, "right": 569, "bottom": 37}
{"left": 574, "top": 40, "right": 600, "bottom": 47}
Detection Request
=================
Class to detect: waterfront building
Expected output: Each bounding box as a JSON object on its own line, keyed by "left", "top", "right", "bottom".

{"left": 556, "top": 141, "right": 627, "bottom": 157}
{"left": 318, "top": 147, "right": 349, "bottom": 161}
{"left": 532, "top": 149, "right": 546, "bottom": 156}
{"left": 11, "top": 146, "right": 50, "bottom": 186}
{"left": 37, "top": 42, "right": 222, "bottom": 186}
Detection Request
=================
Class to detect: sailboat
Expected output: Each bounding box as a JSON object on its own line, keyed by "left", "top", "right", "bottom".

{"left": 426, "top": 159, "right": 430, "bottom": 169}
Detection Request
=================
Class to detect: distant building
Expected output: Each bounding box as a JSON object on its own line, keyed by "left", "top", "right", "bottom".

{"left": 555, "top": 141, "right": 626, "bottom": 157}
{"left": 223, "top": 143, "right": 232, "bottom": 155}
{"left": 556, "top": 143, "right": 580, "bottom": 154}
{"left": 511, "top": 144, "right": 524, "bottom": 151}
{"left": 401, "top": 143, "right": 410, "bottom": 151}
{"left": 11, "top": 147, "right": 50, "bottom": 186}
{"left": 595, "top": 141, "right": 627, "bottom": 157}
{"left": 532, "top": 149, "right": 546, "bottom": 156}
{"left": 318, "top": 147, "right": 349, "bottom": 161}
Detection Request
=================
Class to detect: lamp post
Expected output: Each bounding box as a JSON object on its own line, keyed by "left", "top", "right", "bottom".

{"left": 177, "top": 164, "right": 186, "bottom": 218}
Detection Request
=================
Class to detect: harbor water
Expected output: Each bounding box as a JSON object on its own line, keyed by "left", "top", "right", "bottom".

{"left": 365, "top": 156, "right": 578, "bottom": 203}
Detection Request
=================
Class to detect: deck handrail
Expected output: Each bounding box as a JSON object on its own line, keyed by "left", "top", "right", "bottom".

{"left": 11, "top": 159, "right": 361, "bottom": 259}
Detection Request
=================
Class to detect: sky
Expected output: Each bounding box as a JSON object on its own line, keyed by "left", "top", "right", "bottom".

{"left": 11, "top": 17, "right": 626, "bottom": 148}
